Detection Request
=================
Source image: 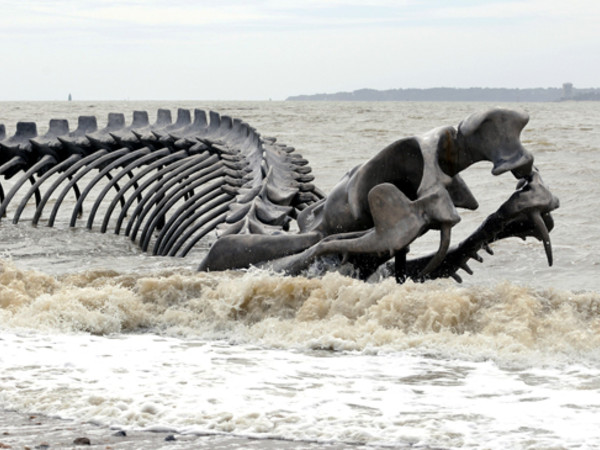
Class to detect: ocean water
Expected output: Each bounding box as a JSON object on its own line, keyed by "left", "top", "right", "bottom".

{"left": 1, "top": 100, "right": 600, "bottom": 449}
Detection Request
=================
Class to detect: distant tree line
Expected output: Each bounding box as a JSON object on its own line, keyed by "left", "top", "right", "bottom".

{"left": 286, "top": 87, "right": 600, "bottom": 102}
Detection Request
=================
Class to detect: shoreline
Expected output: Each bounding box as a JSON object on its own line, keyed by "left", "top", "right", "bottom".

{"left": 0, "top": 409, "right": 395, "bottom": 449}
{"left": 0, "top": 409, "right": 197, "bottom": 449}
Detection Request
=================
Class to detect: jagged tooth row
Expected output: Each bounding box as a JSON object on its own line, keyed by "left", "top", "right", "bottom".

{"left": 0, "top": 107, "right": 323, "bottom": 257}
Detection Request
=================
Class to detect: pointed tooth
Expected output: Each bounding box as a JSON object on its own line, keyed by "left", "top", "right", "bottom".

{"left": 460, "top": 262, "right": 473, "bottom": 275}
{"left": 341, "top": 252, "right": 349, "bottom": 265}
{"left": 471, "top": 252, "right": 483, "bottom": 263}
{"left": 418, "top": 224, "right": 452, "bottom": 278}
{"left": 530, "top": 210, "right": 553, "bottom": 266}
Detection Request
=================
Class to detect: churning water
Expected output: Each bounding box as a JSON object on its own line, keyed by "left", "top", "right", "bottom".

{"left": 1, "top": 100, "right": 599, "bottom": 448}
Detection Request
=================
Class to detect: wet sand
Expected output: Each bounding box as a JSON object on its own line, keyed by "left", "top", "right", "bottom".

{"left": 0, "top": 409, "right": 398, "bottom": 449}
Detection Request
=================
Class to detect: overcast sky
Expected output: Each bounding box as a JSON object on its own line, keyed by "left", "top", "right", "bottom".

{"left": 1, "top": 0, "right": 598, "bottom": 101}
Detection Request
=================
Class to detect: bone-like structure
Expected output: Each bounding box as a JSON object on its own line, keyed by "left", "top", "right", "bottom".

{"left": 0, "top": 107, "right": 559, "bottom": 283}
{"left": 0, "top": 108, "right": 323, "bottom": 257}
{"left": 398, "top": 170, "right": 558, "bottom": 283}
{"left": 199, "top": 107, "right": 559, "bottom": 282}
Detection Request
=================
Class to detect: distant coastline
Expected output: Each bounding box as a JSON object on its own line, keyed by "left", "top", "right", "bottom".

{"left": 286, "top": 85, "right": 600, "bottom": 102}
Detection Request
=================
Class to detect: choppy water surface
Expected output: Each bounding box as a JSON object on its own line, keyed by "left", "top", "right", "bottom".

{"left": 1, "top": 101, "right": 600, "bottom": 448}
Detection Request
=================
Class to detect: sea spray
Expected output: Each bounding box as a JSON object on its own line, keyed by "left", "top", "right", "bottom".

{"left": 2, "top": 259, "right": 600, "bottom": 365}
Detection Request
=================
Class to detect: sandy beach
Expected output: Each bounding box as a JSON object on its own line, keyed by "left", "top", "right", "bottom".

{"left": 0, "top": 409, "right": 396, "bottom": 450}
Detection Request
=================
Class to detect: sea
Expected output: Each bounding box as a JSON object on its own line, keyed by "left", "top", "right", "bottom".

{"left": 1, "top": 100, "right": 599, "bottom": 449}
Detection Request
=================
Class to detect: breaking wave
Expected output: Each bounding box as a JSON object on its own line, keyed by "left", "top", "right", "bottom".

{"left": 1, "top": 258, "right": 599, "bottom": 365}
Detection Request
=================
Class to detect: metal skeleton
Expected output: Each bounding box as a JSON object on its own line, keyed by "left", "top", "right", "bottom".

{"left": 0, "top": 107, "right": 558, "bottom": 282}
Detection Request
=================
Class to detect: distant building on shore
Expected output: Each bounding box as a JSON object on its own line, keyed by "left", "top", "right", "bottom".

{"left": 566, "top": 83, "right": 600, "bottom": 101}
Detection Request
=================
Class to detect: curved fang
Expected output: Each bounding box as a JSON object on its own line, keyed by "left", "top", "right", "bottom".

{"left": 530, "top": 210, "right": 553, "bottom": 266}
{"left": 418, "top": 224, "right": 452, "bottom": 278}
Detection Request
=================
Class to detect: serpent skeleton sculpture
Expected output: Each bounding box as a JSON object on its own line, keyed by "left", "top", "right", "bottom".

{"left": 0, "top": 107, "right": 558, "bottom": 283}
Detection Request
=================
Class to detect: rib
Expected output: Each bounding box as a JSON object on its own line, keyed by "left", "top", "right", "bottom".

{"left": 0, "top": 108, "right": 323, "bottom": 262}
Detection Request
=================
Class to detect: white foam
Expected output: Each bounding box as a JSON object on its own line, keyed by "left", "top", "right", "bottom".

{"left": 1, "top": 330, "right": 600, "bottom": 448}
